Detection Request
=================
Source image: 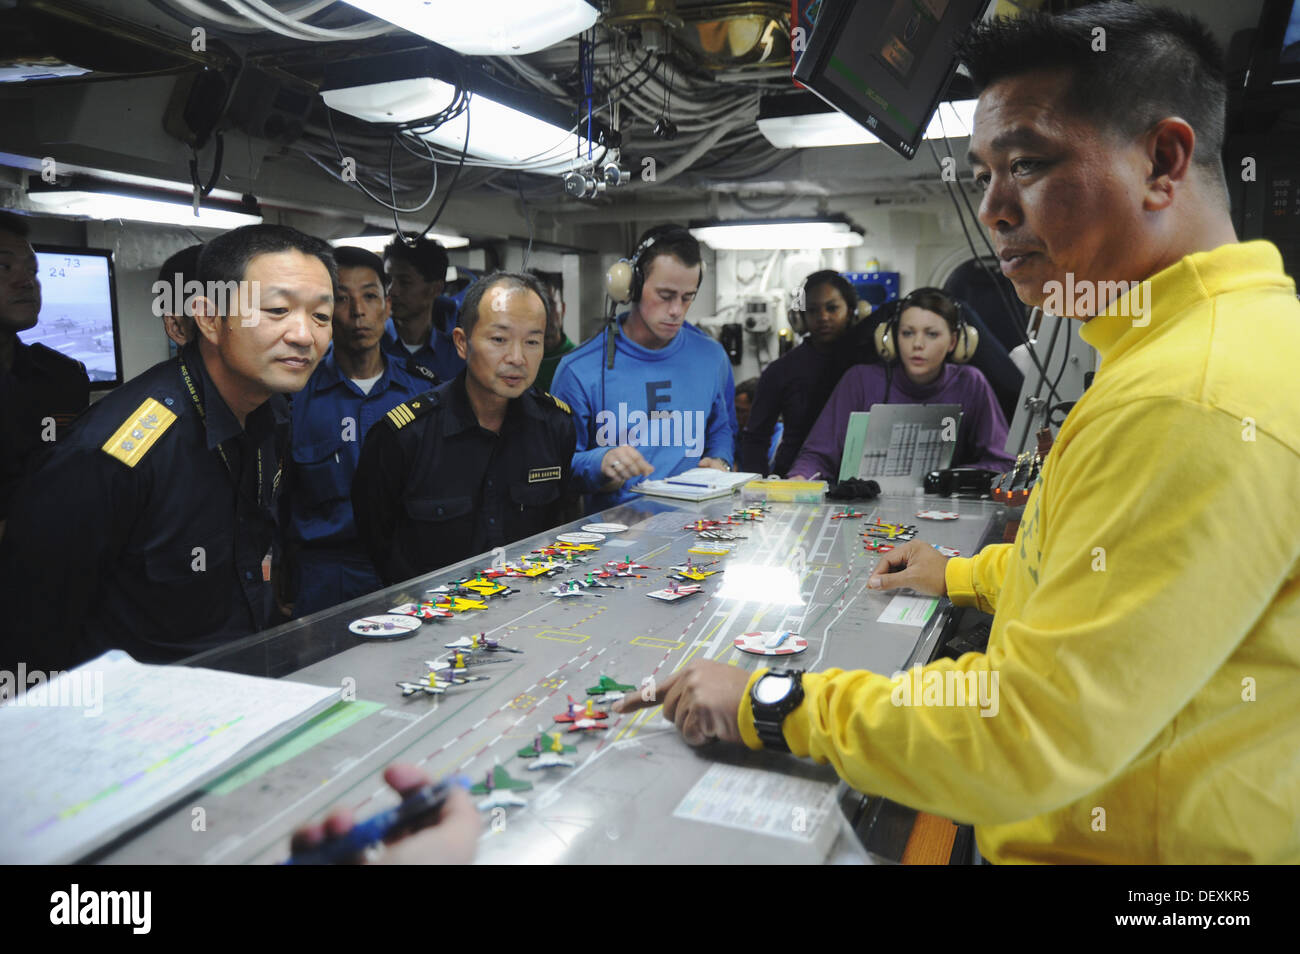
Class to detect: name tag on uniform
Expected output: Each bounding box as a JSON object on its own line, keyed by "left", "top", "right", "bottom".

{"left": 528, "top": 466, "right": 561, "bottom": 483}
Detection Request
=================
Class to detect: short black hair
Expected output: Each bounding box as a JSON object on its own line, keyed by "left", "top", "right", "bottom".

{"left": 383, "top": 235, "right": 449, "bottom": 284}
{"left": 0, "top": 210, "right": 31, "bottom": 240}
{"left": 197, "top": 225, "right": 337, "bottom": 313}
{"left": 333, "top": 245, "right": 389, "bottom": 290}
{"left": 459, "top": 270, "right": 549, "bottom": 338}
{"left": 636, "top": 224, "right": 702, "bottom": 276}
{"left": 802, "top": 269, "right": 858, "bottom": 316}
{"left": 736, "top": 378, "right": 758, "bottom": 401}
{"left": 527, "top": 268, "right": 563, "bottom": 300}
{"left": 526, "top": 268, "right": 563, "bottom": 327}
{"left": 157, "top": 243, "right": 203, "bottom": 287}
{"left": 956, "top": 1, "right": 1227, "bottom": 173}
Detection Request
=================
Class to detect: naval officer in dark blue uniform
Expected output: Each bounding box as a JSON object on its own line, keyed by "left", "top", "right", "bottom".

{"left": 0, "top": 225, "right": 336, "bottom": 672}
{"left": 352, "top": 271, "right": 577, "bottom": 585}
{"left": 286, "top": 246, "right": 425, "bottom": 616}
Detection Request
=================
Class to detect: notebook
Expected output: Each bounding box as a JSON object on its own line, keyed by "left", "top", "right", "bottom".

{"left": 630, "top": 467, "right": 760, "bottom": 502}
{"left": 0, "top": 651, "right": 341, "bottom": 863}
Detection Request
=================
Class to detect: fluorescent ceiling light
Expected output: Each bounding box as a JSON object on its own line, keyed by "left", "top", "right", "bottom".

{"left": 758, "top": 99, "right": 978, "bottom": 149}
{"left": 341, "top": 0, "right": 597, "bottom": 55}
{"left": 691, "top": 218, "right": 864, "bottom": 251}
{"left": 331, "top": 232, "right": 468, "bottom": 253}
{"left": 26, "top": 185, "right": 261, "bottom": 229}
{"left": 322, "top": 78, "right": 594, "bottom": 173}
{"left": 715, "top": 565, "right": 804, "bottom": 605}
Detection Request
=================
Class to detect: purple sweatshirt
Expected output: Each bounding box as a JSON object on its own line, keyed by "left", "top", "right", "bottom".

{"left": 789, "top": 362, "right": 1015, "bottom": 479}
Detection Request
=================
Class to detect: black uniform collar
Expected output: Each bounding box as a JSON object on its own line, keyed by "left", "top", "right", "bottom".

{"left": 180, "top": 340, "right": 274, "bottom": 449}
{"left": 443, "top": 369, "right": 542, "bottom": 437}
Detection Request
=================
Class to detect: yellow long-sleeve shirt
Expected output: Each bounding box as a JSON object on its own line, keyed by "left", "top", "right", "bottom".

{"left": 738, "top": 241, "right": 1300, "bottom": 863}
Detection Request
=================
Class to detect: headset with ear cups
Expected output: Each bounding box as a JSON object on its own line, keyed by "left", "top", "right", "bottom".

{"left": 787, "top": 271, "right": 872, "bottom": 337}
{"left": 604, "top": 226, "right": 704, "bottom": 306}
{"left": 873, "top": 288, "right": 979, "bottom": 364}
{"left": 604, "top": 234, "right": 656, "bottom": 306}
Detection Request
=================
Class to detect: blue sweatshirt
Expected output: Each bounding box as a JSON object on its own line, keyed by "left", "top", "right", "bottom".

{"left": 552, "top": 317, "right": 736, "bottom": 510}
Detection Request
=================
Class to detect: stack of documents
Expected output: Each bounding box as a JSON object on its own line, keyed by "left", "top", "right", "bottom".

{"left": 631, "top": 467, "right": 760, "bottom": 501}
{"left": 0, "top": 651, "right": 340, "bottom": 863}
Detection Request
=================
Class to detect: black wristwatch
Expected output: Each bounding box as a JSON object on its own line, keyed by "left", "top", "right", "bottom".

{"left": 750, "top": 669, "right": 804, "bottom": 753}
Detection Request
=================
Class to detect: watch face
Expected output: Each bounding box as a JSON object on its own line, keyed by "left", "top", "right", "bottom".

{"left": 754, "top": 674, "right": 794, "bottom": 706}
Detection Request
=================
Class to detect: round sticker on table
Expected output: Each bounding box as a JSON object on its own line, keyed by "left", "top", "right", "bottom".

{"left": 557, "top": 531, "right": 604, "bottom": 543}
{"left": 734, "top": 631, "right": 808, "bottom": 656}
{"left": 582, "top": 522, "right": 628, "bottom": 534}
{"left": 917, "top": 510, "right": 959, "bottom": 520}
{"left": 349, "top": 614, "right": 423, "bottom": 639}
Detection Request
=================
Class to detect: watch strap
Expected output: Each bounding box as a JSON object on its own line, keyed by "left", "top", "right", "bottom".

{"left": 750, "top": 669, "right": 804, "bottom": 753}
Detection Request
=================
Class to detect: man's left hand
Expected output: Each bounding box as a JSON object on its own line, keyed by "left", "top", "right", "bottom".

{"left": 613, "top": 660, "right": 751, "bottom": 746}
{"left": 698, "top": 457, "right": 730, "bottom": 471}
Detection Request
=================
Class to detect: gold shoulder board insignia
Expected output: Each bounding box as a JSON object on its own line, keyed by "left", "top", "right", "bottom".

{"left": 546, "top": 393, "right": 571, "bottom": 415}
{"left": 102, "top": 398, "right": 177, "bottom": 468}
{"left": 386, "top": 402, "right": 418, "bottom": 429}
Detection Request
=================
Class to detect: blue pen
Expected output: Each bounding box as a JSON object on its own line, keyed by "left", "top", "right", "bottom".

{"left": 666, "top": 479, "right": 710, "bottom": 488}
{"left": 283, "top": 776, "right": 468, "bottom": 865}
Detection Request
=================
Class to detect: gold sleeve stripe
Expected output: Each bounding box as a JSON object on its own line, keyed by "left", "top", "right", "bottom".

{"left": 386, "top": 403, "right": 417, "bottom": 429}
{"left": 101, "top": 398, "right": 178, "bottom": 468}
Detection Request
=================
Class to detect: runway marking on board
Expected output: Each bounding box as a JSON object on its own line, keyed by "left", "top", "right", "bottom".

{"left": 630, "top": 635, "right": 683, "bottom": 650}
{"left": 535, "top": 629, "right": 589, "bottom": 644}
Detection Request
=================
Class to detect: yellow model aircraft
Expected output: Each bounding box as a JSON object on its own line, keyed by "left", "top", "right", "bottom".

{"left": 427, "top": 594, "right": 488, "bottom": 612}
{"left": 458, "top": 577, "right": 511, "bottom": 598}
{"left": 553, "top": 541, "right": 600, "bottom": 553}
{"left": 513, "top": 560, "right": 564, "bottom": 578}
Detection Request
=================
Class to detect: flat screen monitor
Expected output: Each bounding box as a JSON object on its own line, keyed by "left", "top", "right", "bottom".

{"left": 1251, "top": 0, "right": 1300, "bottom": 87}
{"left": 17, "top": 245, "right": 122, "bottom": 389}
{"left": 793, "top": 0, "right": 991, "bottom": 159}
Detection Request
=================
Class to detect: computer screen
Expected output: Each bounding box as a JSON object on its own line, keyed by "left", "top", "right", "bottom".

{"left": 793, "top": 0, "right": 990, "bottom": 159}
{"left": 1253, "top": 0, "right": 1300, "bottom": 86}
{"left": 17, "top": 245, "right": 122, "bottom": 389}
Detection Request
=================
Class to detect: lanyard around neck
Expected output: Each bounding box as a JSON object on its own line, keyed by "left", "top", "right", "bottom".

{"left": 178, "top": 355, "right": 264, "bottom": 504}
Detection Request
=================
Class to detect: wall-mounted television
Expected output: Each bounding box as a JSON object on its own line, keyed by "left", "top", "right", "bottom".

{"left": 793, "top": 0, "right": 991, "bottom": 159}
{"left": 1249, "top": 0, "right": 1300, "bottom": 88}
{"left": 17, "top": 245, "right": 122, "bottom": 390}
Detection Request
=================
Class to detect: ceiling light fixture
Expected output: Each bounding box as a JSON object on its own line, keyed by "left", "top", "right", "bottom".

{"left": 26, "top": 177, "right": 262, "bottom": 229}
{"left": 340, "top": 0, "right": 598, "bottom": 55}
{"left": 330, "top": 231, "right": 468, "bottom": 252}
{"left": 689, "top": 216, "right": 864, "bottom": 251}
{"left": 757, "top": 96, "right": 978, "bottom": 149}
{"left": 322, "top": 50, "right": 606, "bottom": 175}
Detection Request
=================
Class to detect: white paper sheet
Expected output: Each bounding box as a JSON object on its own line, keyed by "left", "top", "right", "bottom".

{"left": 0, "top": 651, "right": 340, "bottom": 863}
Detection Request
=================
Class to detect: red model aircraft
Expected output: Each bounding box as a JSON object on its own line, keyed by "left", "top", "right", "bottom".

{"left": 554, "top": 694, "right": 609, "bottom": 731}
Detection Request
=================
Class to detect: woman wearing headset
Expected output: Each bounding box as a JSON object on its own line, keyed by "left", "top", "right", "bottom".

{"left": 788, "top": 287, "right": 1014, "bottom": 480}
{"left": 739, "top": 270, "right": 865, "bottom": 475}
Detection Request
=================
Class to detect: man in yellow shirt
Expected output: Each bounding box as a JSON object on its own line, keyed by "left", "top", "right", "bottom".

{"left": 617, "top": 2, "right": 1300, "bottom": 863}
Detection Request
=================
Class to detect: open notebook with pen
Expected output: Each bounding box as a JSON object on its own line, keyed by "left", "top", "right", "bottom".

{"left": 629, "top": 467, "right": 760, "bottom": 502}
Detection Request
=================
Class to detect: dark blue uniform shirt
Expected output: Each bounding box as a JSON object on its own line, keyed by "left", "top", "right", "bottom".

{"left": 380, "top": 296, "right": 465, "bottom": 383}
{"left": 0, "top": 340, "right": 285, "bottom": 670}
{"left": 352, "top": 371, "right": 577, "bottom": 585}
{"left": 287, "top": 349, "right": 425, "bottom": 615}
{"left": 0, "top": 340, "right": 89, "bottom": 518}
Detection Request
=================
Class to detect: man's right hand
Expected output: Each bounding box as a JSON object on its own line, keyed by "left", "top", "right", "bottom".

{"left": 599, "top": 446, "right": 654, "bottom": 491}
{"left": 289, "top": 763, "right": 480, "bottom": 865}
{"left": 867, "top": 539, "right": 950, "bottom": 597}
